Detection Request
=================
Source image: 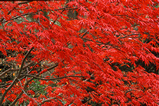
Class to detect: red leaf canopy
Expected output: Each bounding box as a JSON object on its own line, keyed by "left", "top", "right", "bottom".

{"left": 0, "top": 0, "right": 159, "bottom": 106}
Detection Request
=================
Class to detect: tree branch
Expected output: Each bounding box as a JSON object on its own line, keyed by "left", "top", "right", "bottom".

{"left": 1, "top": 7, "right": 78, "bottom": 24}
{"left": 0, "top": 47, "right": 34, "bottom": 105}
{"left": 1, "top": 12, "right": 37, "bottom": 23}
{"left": 52, "top": 6, "right": 67, "bottom": 26}
{"left": 10, "top": 71, "right": 41, "bottom": 106}
{"left": 0, "top": 1, "right": 32, "bottom": 23}
{"left": 39, "top": 94, "right": 62, "bottom": 105}
{"left": 0, "top": 62, "right": 34, "bottom": 78}
{"left": 21, "top": 74, "right": 85, "bottom": 81}
{"left": 0, "top": 77, "right": 18, "bottom": 105}
{"left": 9, "top": 77, "right": 35, "bottom": 106}
{"left": 81, "top": 30, "right": 88, "bottom": 38}
{"left": 17, "top": 79, "right": 39, "bottom": 105}
{"left": 17, "top": 47, "right": 34, "bottom": 78}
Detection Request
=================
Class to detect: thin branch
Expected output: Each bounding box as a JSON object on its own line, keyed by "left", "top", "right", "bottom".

{"left": 10, "top": 71, "right": 41, "bottom": 106}
{"left": 17, "top": 79, "right": 39, "bottom": 105}
{"left": 55, "top": 7, "right": 78, "bottom": 11}
{"left": 17, "top": 1, "right": 33, "bottom": 5}
{"left": 17, "top": 47, "right": 34, "bottom": 78}
{"left": 28, "top": 60, "right": 43, "bottom": 74}
{"left": 1, "top": 7, "right": 78, "bottom": 24}
{"left": 39, "top": 94, "right": 62, "bottom": 105}
{"left": 81, "top": 30, "right": 88, "bottom": 38}
{"left": 9, "top": 77, "right": 35, "bottom": 106}
{"left": 1, "top": 12, "right": 37, "bottom": 23}
{"left": 0, "top": 48, "right": 34, "bottom": 105}
{"left": 0, "top": 77, "right": 18, "bottom": 105}
{"left": 10, "top": 58, "right": 48, "bottom": 105}
{"left": 52, "top": 6, "right": 66, "bottom": 26}
{"left": 0, "top": 62, "right": 34, "bottom": 78}
{"left": 0, "top": 1, "right": 32, "bottom": 22}
{"left": 83, "top": 74, "right": 94, "bottom": 82}
{"left": 21, "top": 74, "right": 86, "bottom": 81}
{"left": 0, "top": 83, "right": 11, "bottom": 88}
{"left": 118, "top": 34, "right": 139, "bottom": 39}
{"left": 39, "top": 97, "right": 55, "bottom": 105}
{"left": 46, "top": 63, "right": 58, "bottom": 71}
{"left": 125, "top": 89, "right": 135, "bottom": 95}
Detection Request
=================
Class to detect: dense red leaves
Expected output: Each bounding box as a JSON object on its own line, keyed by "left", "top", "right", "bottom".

{"left": 0, "top": 0, "right": 159, "bottom": 106}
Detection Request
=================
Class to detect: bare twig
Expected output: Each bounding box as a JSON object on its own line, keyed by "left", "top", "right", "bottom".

{"left": 0, "top": 77, "right": 18, "bottom": 105}
{"left": 0, "top": 47, "right": 34, "bottom": 105}
{"left": 1, "top": 7, "right": 78, "bottom": 24}
{"left": 17, "top": 79, "right": 39, "bottom": 105}
{"left": 21, "top": 74, "right": 85, "bottom": 81}
{"left": 81, "top": 30, "right": 88, "bottom": 38}
{"left": 118, "top": 34, "right": 139, "bottom": 39}
{"left": 9, "top": 77, "right": 35, "bottom": 106}
{"left": 54, "top": 7, "right": 78, "bottom": 11}
{"left": 28, "top": 60, "right": 43, "bottom": 74}
{"left": 39, "top": 94, "right": 62, "bottom": 105}
{"left": 10, "top": 61, "right": 54, "bottom": 106}
{"left": 0, "top": 1, "right": 32, "bottom": 22}
{"left": 10, "top": 71, "right": 41, "bottom": 106}
{"left": 1, "top": 12, "right": 37, "bottom": 23}
{"left": 0, "top": 62, "right": 34, "bottom": 78}
{"left": 125, "top": 89, "right": 135, "bottom": 95}
{"left": 17, "top": 47, "right": 34, "bottom": 78}
{"left": 52, "top": 6, "right": 67, "bottom": 26}
{"left": 46, "top": 63, "right": 58, "bottom": 71}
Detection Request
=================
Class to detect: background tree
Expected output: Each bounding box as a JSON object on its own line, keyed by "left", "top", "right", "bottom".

{"left": 0, "top": 0, "right": 159, "bottom": 106}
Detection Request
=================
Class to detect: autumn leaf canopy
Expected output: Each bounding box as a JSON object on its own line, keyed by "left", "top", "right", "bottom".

{"left": 0, "top": 0, "right": 159, "bottom": 106}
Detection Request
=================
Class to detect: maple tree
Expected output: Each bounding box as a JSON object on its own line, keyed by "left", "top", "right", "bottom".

{"left": 0, "top": 0, "right": 159, "bottom": 106}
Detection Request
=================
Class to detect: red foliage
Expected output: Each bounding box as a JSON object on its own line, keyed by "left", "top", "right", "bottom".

{"left": 0, "top": 0, "right": 159, "bottom": 105}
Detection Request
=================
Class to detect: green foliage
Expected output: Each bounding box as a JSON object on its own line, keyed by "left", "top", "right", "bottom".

{"left": 29, "top": 79, "right": 47, "bottom": 97}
